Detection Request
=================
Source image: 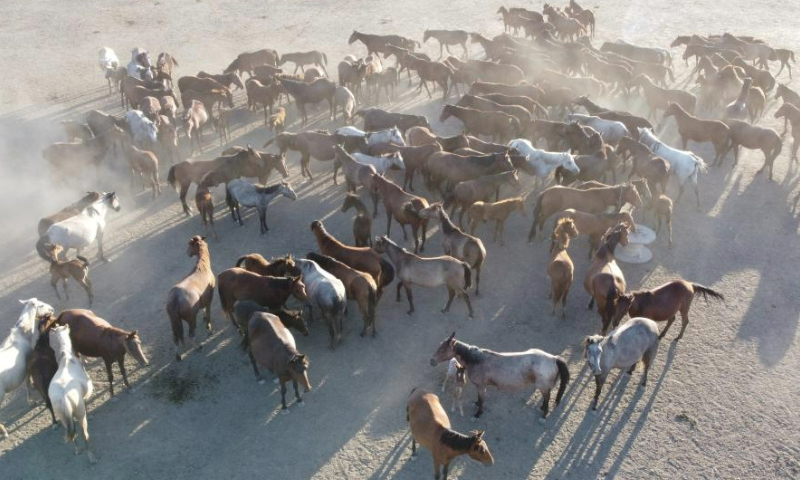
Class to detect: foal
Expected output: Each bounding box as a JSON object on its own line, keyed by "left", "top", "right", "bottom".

{"left": 341, "top": 193, "right": 373, "bottom": 247}
{"left": 44, "top": 243, "right": 93, "bottom": 305}
{"left": 547, "top": 218, "right": 579, "bottom": 319}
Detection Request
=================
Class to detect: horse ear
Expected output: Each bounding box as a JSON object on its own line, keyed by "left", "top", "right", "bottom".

{"left": 128, "top": 331, "right": 138, "bottom": 339}
{"left": 448, "top": 331, "right": 456, "bottom": 342}
{"left": 200, "top": 236, "right": 207, "bottom": 241}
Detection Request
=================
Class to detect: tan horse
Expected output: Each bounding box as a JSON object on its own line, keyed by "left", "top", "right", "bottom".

{"left": 547, "top": 218, "right": 578, "bottom": 319}
{"left": 407, "top": 388, "right": 494, "bottom": 479}
{"left": 165, "top": 236, "right": 215, "bottom": 361}
{"left": 467, "top": 197, "right": 526, "bottom": 244}
{"left": 370, "top": 174, "right": 430, "bottom": 253}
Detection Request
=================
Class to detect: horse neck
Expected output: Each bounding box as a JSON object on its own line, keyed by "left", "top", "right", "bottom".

{"left": 383, "top": 241, "right": 408, "bottom": 264}
{"left": 194, "top": 244, "right": 212, "bottom": 272}
{"left": 353, "top": 199, "right": 369, "bottom": 216}
{"left": 550, "top": 233, "right": 570, "bottom": 257}
{"left": 438, "top": 210, "right": 459, "bottom": 234}
{"left": 453, "top": 341, "right": 483, "bottom": 367}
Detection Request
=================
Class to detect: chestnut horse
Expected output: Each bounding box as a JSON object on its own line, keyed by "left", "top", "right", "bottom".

{"left": 584, "top": 224, "right": 630, "bottom": 334}
{"left": 548, "top": 218, "right": 579, "bottom": 319}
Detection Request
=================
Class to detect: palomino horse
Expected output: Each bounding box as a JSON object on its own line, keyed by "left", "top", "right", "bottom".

{"left": 584, "top": 224, "right": 630, "bottom": 334}
{"left": 293, "top": 259, "right": 347, "bottom": 349}
{"left": 375, "top": 236, "right": 474, "bottom": 317}
{"left": 0, "top": 299, "right": 55, "bottom": 438}
{"left": 37, "top": 192, "right": 121, "bottom": 263}
{"left": 225, "top": 180, "right": 298, "bottom": 234}
{"left": 407, "top": 388, "right": 494, "bottom": 479}
{"left": 48, "top": 325, "right": 96, "bottom": 463}
{"left": 430, "top": 333, "right": 570, "bottom": 421}
{"left": 584, "top": 317, "right": 660, "bottom": 411}
{"left": 56, "top": 309, "right": 148, "bottom": 396}
{"left": 166, "top": 236, "right": 215, "bottom": 361}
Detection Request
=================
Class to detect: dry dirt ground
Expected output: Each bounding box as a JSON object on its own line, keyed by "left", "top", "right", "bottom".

{"left": 0, "top": 1, "right": 799, "bottom": 479}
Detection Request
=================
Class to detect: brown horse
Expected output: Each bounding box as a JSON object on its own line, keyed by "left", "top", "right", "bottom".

{"left": 224, "top": 49, "right": 280, "bottom": 77}
{"left": 217, "top": 268, "right": 307, "bottom": 326}
{"left": 370, "top": 174, "right": 430, "bottom": 253}
{"left": 307, "top": 252, "right": 378, "bottom": 337}
{"left": 446, "top": 170, "right": 521, "bottom": 228}
{"left": 584, "top": 224, "right": 630, "bottom": 334}
{"left": 440, "top": 104, "right": 520, "bottom": 143}
{"left": 342, "top": 193, "right": 373, "bottom": 247}
{"left": 43, "top": 244, "right": 94, "bottom": 305}
{"left": 552, "top": 209, "right": 635, "bottom": 259}
{"left": 548, "top": 218, "right": 579, "bottom": 319}
{"left": 248, "top": 312, "right": 311, "bottom": 413}
{"left": 263, "top": 131, "right": 365, "bottom": 181}
{"left": 234, "top": 253, "right": 297, "bottom": 277}
{"left": 310, "top": 220, "right": 394, "bottom": 299}
{"left": 167, "top": 146, "right": 263, "bottom": 215}
{"left": 166, "top": 236, "right": 215, "bottom": 361}
{"left": 615, "top": 280, "right": 725, "bottom": 341}
{"left": 467, "top": 197, "right": 526, "bottom": 244}
{"left": 232, "top": 301, "right": 308, "bottom": 350}
{"left": 27, "top": 315, "right": 59, "bottom": 426}
{"left": 277, "top": 78, "right": 336, "bottom": 125}
{"left": 529, "top": 184, "right": 642, "bottom": 240}
{"left": 407, "top": 388, "right": 494, "bottom": 479}
{"left": 56, "top": 309, "right": 148, "bottom": 396}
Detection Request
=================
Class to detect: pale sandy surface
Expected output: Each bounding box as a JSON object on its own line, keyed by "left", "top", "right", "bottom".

{"left": 0, "top": 1, "right": 798, "bottom": 479}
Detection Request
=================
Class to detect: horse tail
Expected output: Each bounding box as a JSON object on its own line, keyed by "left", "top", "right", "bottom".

{"left": 379, "top": 258, "right": 395, "bottom": 288}
{"left": 554, "top": 357, "right": 570, "bottom": 405}
{"left": 167, "top": 165, "right": 178, "bottom": 191}
{"left": 321, "top": 52, "right": 328, "bottom": 66}
{"left": 36, "top": 236, "right": 52, "bottom": 262}
{"left": 76, "top": 255, "right": 90, "bottom": 268}
{"left": 461, "top": 262, "right": 472, "bottom": 290}
{"left": 225, "top": 184, "right": 234, "bottom": 209}
{"left": 691, "top": 283, "right": 725, "bottom": 304}
{"left": 605, "top": 288, "right": 618, "bottom": 327}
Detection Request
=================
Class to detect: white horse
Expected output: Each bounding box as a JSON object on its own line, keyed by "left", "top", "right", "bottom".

{"left": 353, "top": 151, "right": 406, "bottom": 173}
{"left": 293, "top": 259, "right": 346, "bottom": 349}
{"left": 584, "top": 317, "right": 660, "bottom": 411}
{"left": 335, "top": 126, "right": 406, "bottom": 146}
{"left": 37, "top": 191, "right": 121, "bottom": 263}
{"left": 508, "top": 139, "right": 580, "bottom": 185}
{"left": 637, "top": 127, "right": 707, "bottom": 208}
{"left": 48, "top": 325, "right": 96, "bottom": 463}
{"left": 127, "top": 47, "right": 152, "bottom": 80}
{"left": 225, "top": 180, "right": 298, "bottom": 234}
{"left": 566, "top": 113, "right": 630, "bottom": 145}
{"left": 98, "top": 47, "right": 119, "bottom": 72}
{"left": 0, "top": 299, "right": 55, "bottom": 438}
{"left": 125, "top": 110, "right": 158, "bottom": 148}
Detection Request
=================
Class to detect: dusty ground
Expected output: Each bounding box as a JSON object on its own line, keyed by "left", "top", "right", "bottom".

{"left": 0, "top": 1, "right": 799, "bottom": 479}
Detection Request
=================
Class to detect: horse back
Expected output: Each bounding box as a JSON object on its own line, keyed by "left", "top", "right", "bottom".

{"left": 249, "top": 313, "right": 296, "bottom": 371}
{"left": 407, "top": 388, "right": 450, "bottom": 447}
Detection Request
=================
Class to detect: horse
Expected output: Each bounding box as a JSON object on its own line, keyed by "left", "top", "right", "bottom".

{"left": 290, "top": 259, "right": 347, "bottom": 348}
{"left": 637, "top": 127, "right": 706, "bottom": 208}
{"left": 37, "top": 192, "right": 121, "bottom": 263}
{"left": 440, "top": 358, "right": 467, "bottom": 416}
{"left": 47, "top": 325, "right": 96, "bottom": 463}
{"left": 217, "top": 268, "right": 308, "bottom": 328}
{"left": 0, "top": 299, "right": 55, "bottom": 438}
{"left": 467, "top": 197, "right": 526, "bottom": 244}
{"left": 614, "top": 280, "right": 725, "bottom": 341}
{"left": 342, "top": 193, "right": 373, "bottom": 247}
{"left": 374, "top": 236, "right": 473, "bottom": 317}
{"left": 336, "top": 126, "right": 406, "bottom": 146}
{"left": 407, "top": 388, "right": 494, "bottom": 479}
{"left": 234, "top": 253, "right": 298, "bottom": 276}
{"left": 418, "top": 204, "right": 487, "bottom": 295}
{"left": 584, "top": 317, "right": 660, "bottom": 411}
{"left": 276, "top": 78, "right": 336, "bottom": 125}
{"left": 98, "top": 47, "right": 120, "bottom": 92}
{"left": 38, "top": 191, "right": 102, "bottom": 237}
{"left": 224, "top": 49, "right": 280, "bottom": 77}
{"left": 446, "top": 170, "right": 521, "bottom": 228}
{"left": 370, "top": 174, "right": 430, "bottom": 253}
{"left": 232, "top": 301, "right": 308, "bottom": 350}
{"left": 27, "top": 314, "right": 59, "bottom": 427}
{"left": 584, "top": 224, "right": 630, "bottom": 334}
{"left": 507, "top": 139, "right": 580, "bottom": 185}
{"left": 333, "top": 145, "right": 378, "bottom": 192}
{"left": 430, "top": 333, "right": 570, "bottom": 421}
{"left": 548, "top": 218, "right": 579, "bottom": 319}
{"left": 247, "top": 312, "right": 311, "bottom": 412}
{"left": 528, "top": 184, "right": 641, "bottom": 240}
{"left": 42, "top": 243, "right": 93, "bottom": 305}
{"left": 124, "top": 110, "right": 159, "bottom": 149}
{"left": 165, "top": 236, "right": 215, "bottom": 361}
{"left": 56, "top": 309, "right": 148, "bottom": 396}
{"left": 310, "top": 220, "right": 394, "bottom": 299}
{"left": 225, "top": 180, "right": 297, "bottom": 234}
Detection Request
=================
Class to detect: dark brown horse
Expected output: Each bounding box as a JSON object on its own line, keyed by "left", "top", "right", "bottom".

{"left": 614, "top": 280, "right": 725, "bottom": 341}
{"left": 584, "top": 224, "right": 630, "bottom": 334}
{"left": 56, "top": 309, "right": 148, "bottom": 396}
{"left": 277, "top": 78, "right": 336, "bottom": 125}
{"left": 232, "top": 300, "right": 308, "bottom": 349}
{"left": 217, "top": 268, "right": 308, "bottom": 326}
{"left": 27, "top": 315, "right": 59, "bottom": 425}
{"left": 370, "top": 174, "right": 430, "bottom": 253}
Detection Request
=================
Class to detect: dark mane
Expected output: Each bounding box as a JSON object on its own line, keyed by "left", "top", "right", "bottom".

{"left": 440, "top": 429, "right": 478, "bottom": 450}
{"left": 454, "top": 341, "right": 488, "bottom": 365}
{"left": 256, "top": 182, "right": 283, "bottom": 195}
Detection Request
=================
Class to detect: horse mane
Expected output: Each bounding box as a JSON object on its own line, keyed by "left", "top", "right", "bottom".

{"left": 256, "top": 183, "right": 283, "bottom": 195}
{"left": 440, "top": 429, "right": 478, "bottom": 451}
{"left": 454, "top": 341, "right": 487, "bottom": 365}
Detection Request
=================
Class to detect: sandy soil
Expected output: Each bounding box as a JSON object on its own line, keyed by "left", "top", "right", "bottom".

{"left": 0, "top": 1, "right": 799, "bottom": 479}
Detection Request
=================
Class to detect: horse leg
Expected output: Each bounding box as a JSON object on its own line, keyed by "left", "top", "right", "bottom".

{"left": 675, "top": 306, "right": 690, "bottom": 341}
{"left": 396, "top": 281, "right": 404, "bottom": 303}
{"left": 473, "top": 387, "right": 486, "bottom": 419}
{"left": 248, "top": 350, "right": 263, "bottom": 382}
{"left": 180, "top": 184, "right": 191, "bottom": 215}
{"left": 461, "top": 289, "right": 474, "bottom": 317}
{"left": 591, "top": 374, "right": 606, "bottom": 410}
{"left": 51, "top": 277, "right": 63, "bottom": 301}
{"left": 97, "top": 232, "right": 108, "bottom": 263}
{"left": 79, "top": 404, "right": 96, "bottom": 464}
{"left": 386, "top": 211, "right": 393, "bottom": 236}
{"left": 118, "top": 358, "right": 130, "bottom": 390}
{"left": 293, "top": 379, "right": 304, "bottom": 405}
{"left": 259, "top": 207, "right": 268, "bottom": 235}
{"left": 659, "top": 316, "right": 676, "bottom": 339}
{"left": 442, "top": 287, "right": 456, "bottom": 313}
{"left": 411, "top": 224, "right": 420, "bottom": 253}
{"left": 693, "top": 181, "right": 701, "bottom": 210}
{"left": 204, "top": 302, "right": 213, "bottom": 334}
{"left": 540, "top": 389, "right": 551, "bottom": 420}
{"left": 404, "top": 283, "right": 415, "bottom": 315}
{"left": 104, "top": 359, "right": 116, "bottom": 396}
{"left": 280, "top": 380, "right": 289, "bottom": 412}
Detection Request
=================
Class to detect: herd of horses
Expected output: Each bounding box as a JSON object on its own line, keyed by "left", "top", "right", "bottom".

{"left": 6, "top": 1, "right": 796, "bottom": 476}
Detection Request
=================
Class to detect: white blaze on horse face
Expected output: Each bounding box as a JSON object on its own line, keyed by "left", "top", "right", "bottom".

{"left": 586, "top": 344, "right": 603, "bottom": 375}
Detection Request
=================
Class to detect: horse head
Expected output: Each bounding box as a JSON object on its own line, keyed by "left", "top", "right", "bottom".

{"left": 280, "top": 181, "right": 298, "bottom": 201}
{"left": 582, "top": 335, "right": 605, "bottom": 374}
{"left": 103, "top": 191, "right": 121, "bottom": 212}
{"left": 561, "top": 151, "right": 580, "bottom": 174}
{"left": 124, "top": 331, "right": 149, "bottom": 366}
{"left": 49, "top": 324, "right": 73, "bottom": 357}
{"left": 290, "top": 276, "right": 308, "bottom": 302}
{"left": 288, "top": 354, "right": 312, "bottom": 392}
{"left": 466, "top": 431, "right": 494, "bottom": 466}
{"left": 186, "top": 235, "right": 207, "bottom": 257}
{"left": 17, "top": 299, "right": 55, "bottom": 338}
{"left": 430, "top": 331, "right": 457, "bottom": 366}
{"left": 439, "top": 105, "right": 454, "bottom": 123}
{"left": 348, "top": 31, "right": 359, "bottom": 45}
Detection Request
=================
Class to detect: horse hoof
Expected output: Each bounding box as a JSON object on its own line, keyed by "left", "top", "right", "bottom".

{"left": 407, "top": 311, "right": 414, "bottom": 316}
{"left": 440, "top": 309, "right": 447, "bottom": 314}
{"left": 297, "top": 400, "right": 305, "bottom": 407}
{"left": 88, "top": 452, "right": 98, "bottom": 464}
{"left": 51, "top": 423, "right": 60, "bottom": 430}
{"left": 538, "top": 417, "right": 546, "bottom": 425}
{"left": 471, "top": 416, "right": 479, "bottom": 423}
{"left": 258, "top": 379, "right": 266, "bottom": 385}
{"left": 410, "top": 455, "right": 417, "bottom": 462}
{"left": 281, "top": 408, "right": 290, "bottom": 415}
{"left": 273, "top": 378, "right": 279, "bottom": 384}
{"left": 175, "top": 354, "right": 182, "bottom": 362}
